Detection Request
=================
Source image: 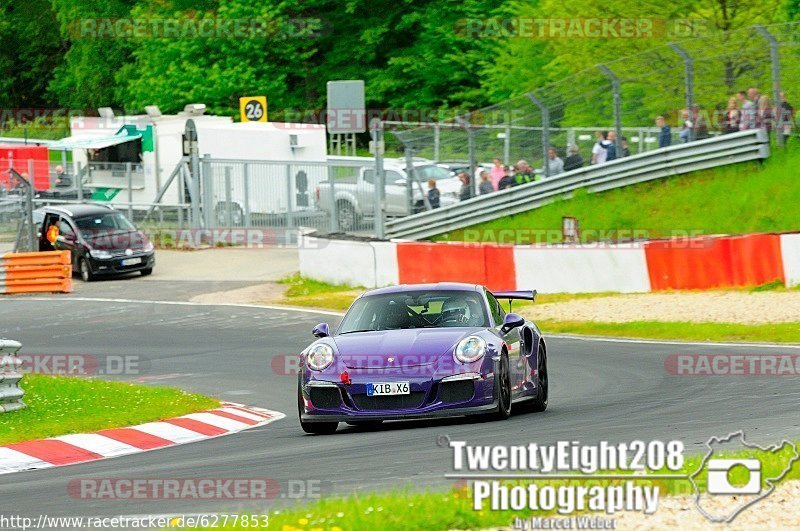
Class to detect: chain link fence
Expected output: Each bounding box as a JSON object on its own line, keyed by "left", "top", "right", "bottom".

{"left": 394, "top": 22, "right": 800, "bottom": 195}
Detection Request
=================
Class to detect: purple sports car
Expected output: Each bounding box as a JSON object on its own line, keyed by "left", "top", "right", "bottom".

{"left": 298, "top": 282, "right": 548, "bottom": 434}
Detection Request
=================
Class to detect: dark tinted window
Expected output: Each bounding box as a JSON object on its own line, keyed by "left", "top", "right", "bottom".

{"left": 74, "top": 212, "right": 135, "bottom": 232}
{"left": 338, "top": 290, "right": 489, "bottom": 333}
{"left": 486, "top": 292, "right": 505, "bottom": 326}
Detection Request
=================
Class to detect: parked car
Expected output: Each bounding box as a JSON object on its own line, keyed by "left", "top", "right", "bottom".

{"left": 297, "top": 283, "right": 548, "bottom": 434}
{"left": 33, "top": 203, "right": 155, "bottom": 281}
{"left": 315, "top": 159, "right": 461, "bottom": 231}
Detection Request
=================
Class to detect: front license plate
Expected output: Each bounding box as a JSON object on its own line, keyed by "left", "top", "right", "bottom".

{"left": 367, "top": 382, "right": 410, "bottom": 396}
{"left": 121, "top": 257, "right": 142, "bottom": 266}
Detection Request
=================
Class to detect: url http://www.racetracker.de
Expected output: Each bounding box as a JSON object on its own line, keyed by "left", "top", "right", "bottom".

{"left": 0, "top": 513, "right": 269, "bottom": 530}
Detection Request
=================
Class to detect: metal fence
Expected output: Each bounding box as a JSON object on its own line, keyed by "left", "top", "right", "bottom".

{"left": 393, "top": 22, "right": 800, "bottom": 196}
{"left": 0, "top": 339, "right": 26, "bottom": 413}
{"left": 200, "top": 156, "right": 380, "bottom": 235}
{"left": 385, "top": 129, "right": 770, "bottom": 240}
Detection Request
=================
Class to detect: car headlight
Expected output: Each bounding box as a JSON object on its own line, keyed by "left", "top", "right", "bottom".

{"left": 89, "top": 249, "right": 113, "bottom": 259}
{"left": 455, "top": 336, "right": 487, "bottom": 363}
{"left": 307, "top": 343, "right": 334, "bottom": 371}
{"left": 143, "top": 240, "right": 154, "bottom": 252}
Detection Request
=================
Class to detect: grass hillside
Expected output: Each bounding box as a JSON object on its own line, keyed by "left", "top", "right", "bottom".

{"left": 437, "top": 145, "right": 800, "bottom": 243}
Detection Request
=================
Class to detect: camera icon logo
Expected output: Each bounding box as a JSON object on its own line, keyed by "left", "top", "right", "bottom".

{"left": 706, "top": 458, "right": 761, "bottom": 495}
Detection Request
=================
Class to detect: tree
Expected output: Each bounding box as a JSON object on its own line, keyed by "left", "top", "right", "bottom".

{"left": 0, "top": 0, "right": 64, "bottom": 110}
{"left": 49, "top": 0, "right": 139, "bottom": 110}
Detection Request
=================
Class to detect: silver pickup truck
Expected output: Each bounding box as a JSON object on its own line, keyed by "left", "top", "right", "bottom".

{"left": 315, "top": 159, "right": 461, "bottom": 231}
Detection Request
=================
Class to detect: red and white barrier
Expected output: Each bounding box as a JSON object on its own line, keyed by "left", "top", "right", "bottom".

{"left": 299, "top": 232, "right": 797, "bottom": 293}
{"left": 781, "top": 234, "right": 800, "bottom": 288}
{"left": 0, "top": 403, "right": 283, "bottom": 474}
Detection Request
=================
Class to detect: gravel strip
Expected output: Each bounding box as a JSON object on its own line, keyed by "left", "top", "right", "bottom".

{"left": 612, "top": 480, "right": 800, "bottom": 530}
{"left": 527, "top": 291, "right": 800, "bottom": 325}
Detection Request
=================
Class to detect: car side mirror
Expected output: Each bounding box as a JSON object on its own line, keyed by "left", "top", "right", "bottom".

{"left": 501, "top": 313, "right": 525, "bottom": 333}
{"left": 312, "top": 323, "right": 330, "bottom": 338}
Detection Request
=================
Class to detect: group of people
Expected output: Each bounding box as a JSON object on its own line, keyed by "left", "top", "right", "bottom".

{"left": 590, "top": 131, "right": 631, "bottom": 165}
{"left": 656, "top": 88, "right": 794, "bottom": 147}
{"left": 424, "top": 88, "right": 795, "bottom": 207}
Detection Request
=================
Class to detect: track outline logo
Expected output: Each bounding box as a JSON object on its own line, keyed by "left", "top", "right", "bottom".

{"left": 688, "top": 430, "right": 799, "bottom": 522}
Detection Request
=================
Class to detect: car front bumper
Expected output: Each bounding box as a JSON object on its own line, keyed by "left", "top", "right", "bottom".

{"left": 299, "top": 368, "right": 499, "bottom": 423}
{"left": 88, "top": 252, "right": 155, "bottom": 276}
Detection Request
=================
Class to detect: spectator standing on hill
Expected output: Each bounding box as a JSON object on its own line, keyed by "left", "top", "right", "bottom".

{"left": 620, "top": 136, "right": 631, "bottom": 157}
{"left": 738, "top": 90, "right": 755, "bottom": 130}
{"left": 563, "top": 145, "right": 583, "bottom": 171}
{"left": 513, "top": 160, "right": 534, "bottom": 186}
{"left": 779, "top": 92, "right": 794, "bottom": 144}
{"left": 757, "top": 96, "right": 772, "bottom": 132}
{"left": 427, "top": 179, "right": 440, "bottom": 209}
{"left": 591, "top": 131, "right": 610, "bottom": 164}
{"left": 656, "top": 116, "right": 671, "bottom": 148}
{"left": 490, "top": 158, "right": 504, "bottom": 191}
{"left": 458, "top": 172, "right": 472, "bottom": 201}
{"left": 478, "top": 169, "right": 494, "bottom": 194}
{"left": 498, "top": 165, "right": 515, "bottom": 190}
{"left": 693, "top": 106, "right": 710, "bottom": 140}
{"left": 723, "top": 97, "right": 740, "bottom": 133}
{"left": 606, "top": 131, "right": 618, "bottom": 161}
{"left": 679, "top": 110, "right": 692, "bottom": 142}
{"left": 544, "top": 147, "right": 564, "bottom": 176}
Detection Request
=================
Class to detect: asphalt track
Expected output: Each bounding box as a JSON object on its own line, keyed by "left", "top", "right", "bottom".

{"left": 1, "top": 297, "right": 800, "bottom": 523}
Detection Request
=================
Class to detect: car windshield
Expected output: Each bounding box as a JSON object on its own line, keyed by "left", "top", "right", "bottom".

{"left": 416, "top": 165, "right": 453, "bottom": 181}
{"left": 74, "top": 212, "right": 136, "bottom": 233}
{"left": 338, "top": 290, "right": 489, "bottom": 333}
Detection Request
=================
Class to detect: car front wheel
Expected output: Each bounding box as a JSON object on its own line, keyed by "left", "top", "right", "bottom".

{"left": 79, "top": 257, "right": 95, "bottom": 282}
{"left": 297, "top": 381, "right": 338, "bottom": 434}
{"left": 491, "top": 352, "right": 512, "bottom": 420}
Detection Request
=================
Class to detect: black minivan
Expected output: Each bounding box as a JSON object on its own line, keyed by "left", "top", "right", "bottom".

{"left": 33, "top": 203, "right": 155, "bottom": 281}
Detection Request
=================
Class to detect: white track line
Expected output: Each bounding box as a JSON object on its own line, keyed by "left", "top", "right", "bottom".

{"left": 23, "top": 296, "right": 345, "bottom": 316}
{"left": 548, "top": 333, "right": 800, "bottom": 350}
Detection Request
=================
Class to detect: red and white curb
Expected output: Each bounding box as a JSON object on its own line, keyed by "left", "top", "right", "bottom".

{"left": 0, "top": 403, "right": 284, "bottom": 474}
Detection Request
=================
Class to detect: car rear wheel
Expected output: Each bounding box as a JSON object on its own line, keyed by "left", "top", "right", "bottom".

{"left": 528, "top": 344, "right": 548, "bottom": 413}
{"left": 335, "top": 201, "right": 357, "bottom": 232}
{"left": 79, "top": 257, "right": 95, "bottom": 282}
{"left": 298, "top": 381, "right": 338, "bottom": 435}
{"left": 491, "top": 352, "right": 512, "bottom": 420}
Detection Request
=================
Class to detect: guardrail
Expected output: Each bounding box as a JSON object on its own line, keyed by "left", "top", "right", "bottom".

{"left": 1, "top": 251, "right": 72, "bottom": 294}
{"left": 0, "top": 339, "right": 26, "bottom": 413}
{"left": 385, "top": 129, "right": 770, "bottom": 240}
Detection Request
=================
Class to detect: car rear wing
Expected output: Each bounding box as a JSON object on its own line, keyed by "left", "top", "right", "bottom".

{"left": 491, "top": 290, "right": 536, "bottom": 311}
{"left": 492, "top": 290, "right": 537, "bottom": 302}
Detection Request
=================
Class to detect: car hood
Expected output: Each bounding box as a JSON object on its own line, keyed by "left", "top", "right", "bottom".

{"left": 332, "top": 328, "right": 475, "bottom": 369}
{"left": 82, "top": 229, "right": 148, "bottom": 251}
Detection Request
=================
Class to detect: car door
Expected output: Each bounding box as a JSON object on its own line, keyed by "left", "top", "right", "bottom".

{"left": 55, "top": 218, "right": 80, "bottom": 265}
{"left": 487, "top": 291, "right": 525, "bottom": 397}
{"left": 382, "top": 170, "right": 408, "bottom": 216}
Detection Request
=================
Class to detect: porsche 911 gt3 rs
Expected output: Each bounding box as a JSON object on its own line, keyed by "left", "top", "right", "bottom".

{"left": 297, "top": 282, "right": 549, "bottom": 434}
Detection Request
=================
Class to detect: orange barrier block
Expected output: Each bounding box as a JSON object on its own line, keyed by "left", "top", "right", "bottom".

{"left": 1, "top": 251, "right": 72, "bottom": 294}
{"left": 2, "top": 251, "right": 71, "bottom": 267}
{"left": 2, "top": 265, "right": 71, "bottom": 280}
{"left": 397, "top": 243, "right": 516, "bottom": 291}
{"left": 729, "top": 234, "right": 785, "bottom": 286}
{"left": 482, "top": 245, "right": 517, "bottom": 292}
{"left": 645, "top": 234, "right": 785, "bottom": 291}
{"left": 3, "top": 279, "right": 72, "bottom": 294}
